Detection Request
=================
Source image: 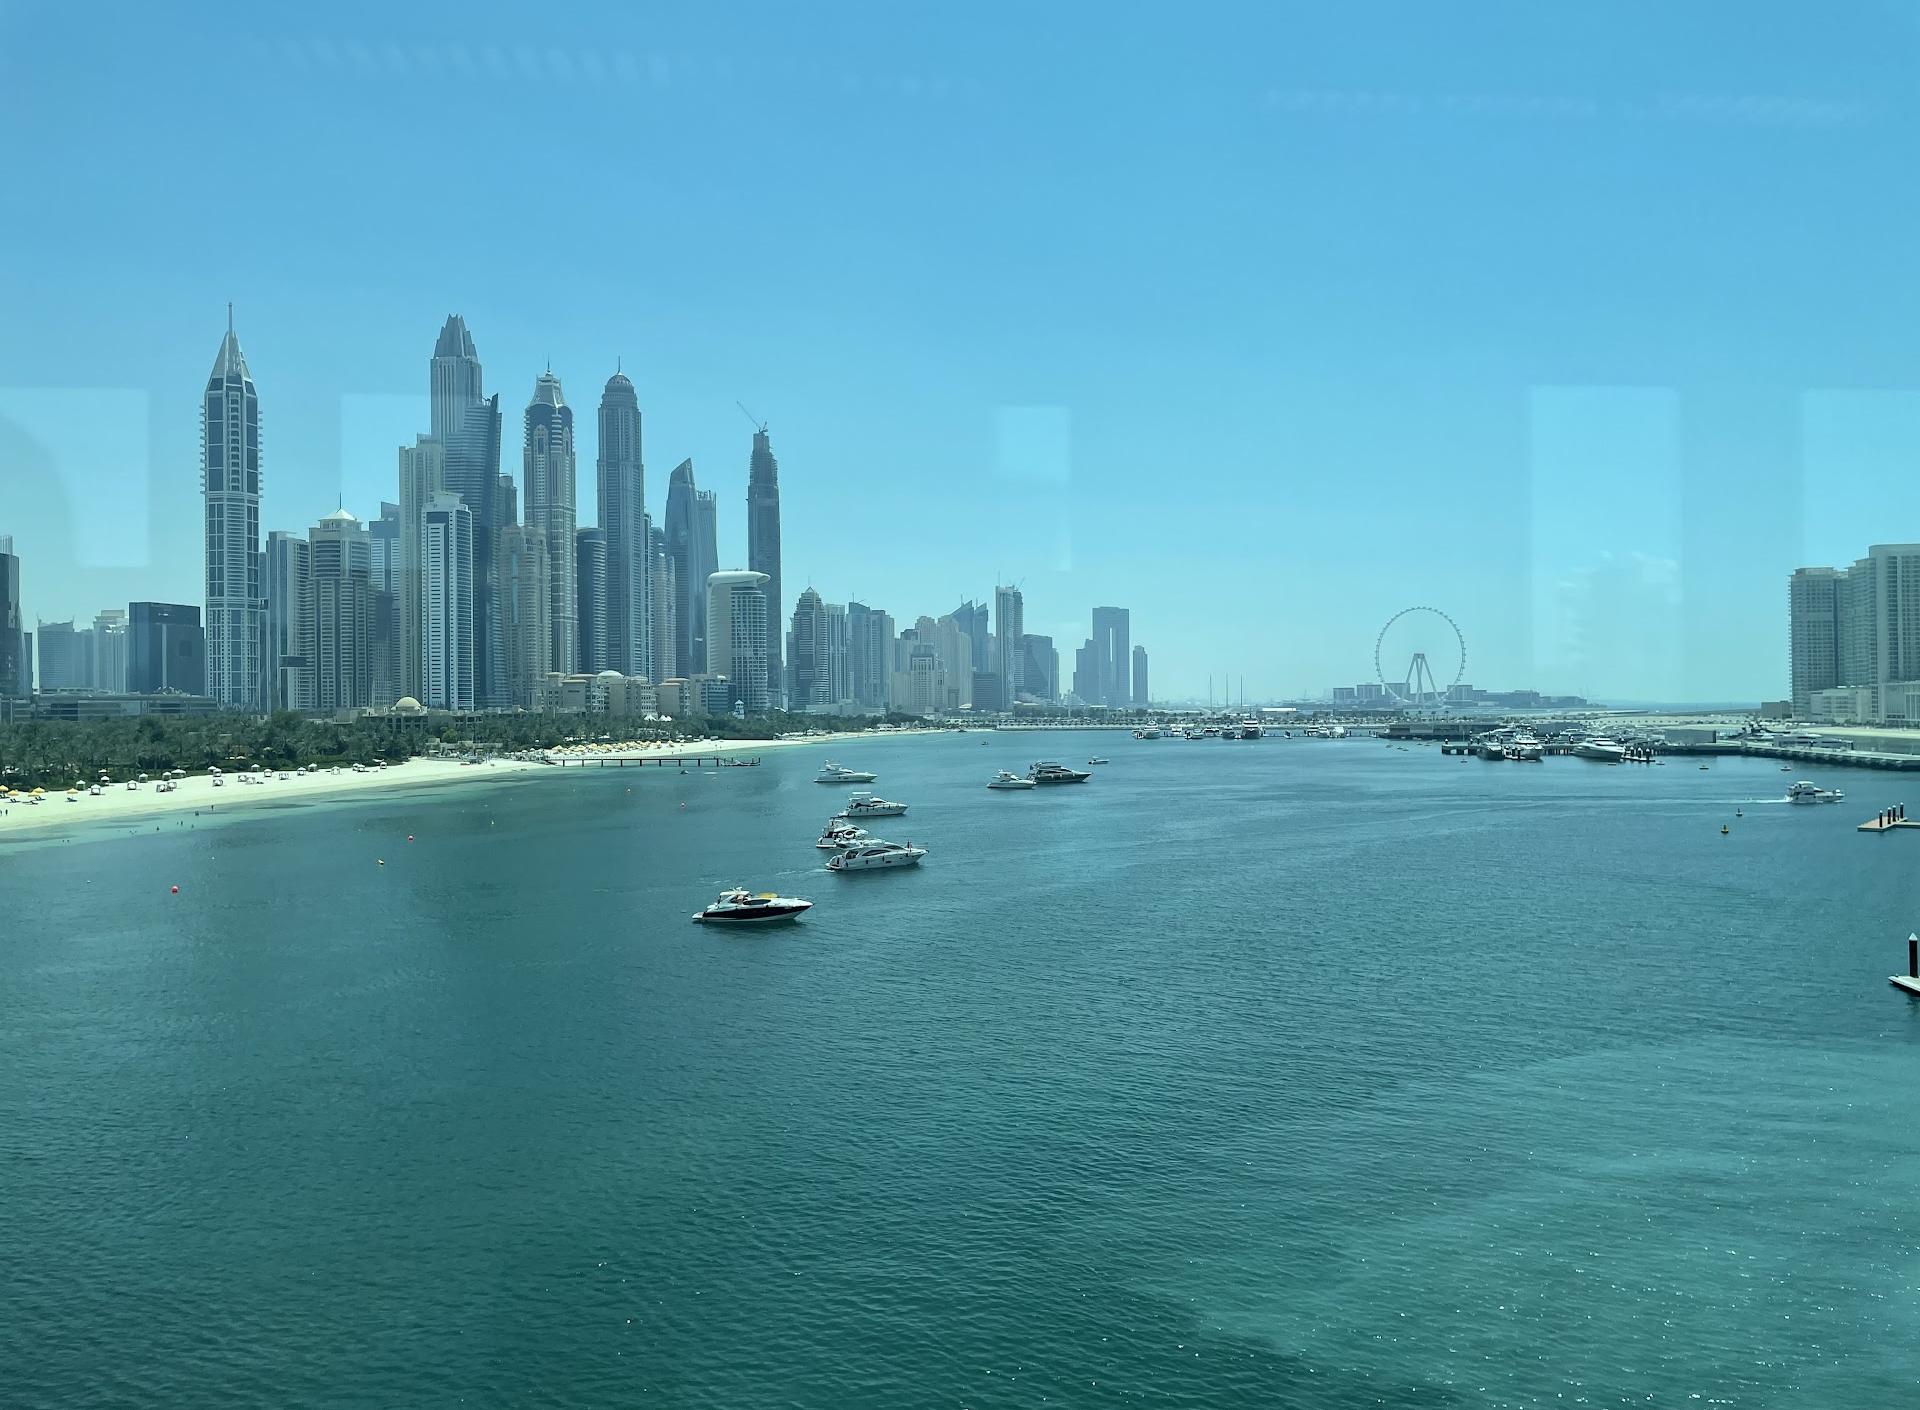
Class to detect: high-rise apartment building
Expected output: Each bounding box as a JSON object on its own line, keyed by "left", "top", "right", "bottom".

{"left": 823, "top": 602, "right": 849, "bottom": 707}
{"left": 1091, "top": 606, "right": 1131, "bottom": 708}
{"left": 994, "top": 585, "right": 1024, "bottom": 701}
{"left": 648, "top": 520, "right": 676, "bottom": 684}
{"left": 707, "top": 569, "right": 770, "bottom": 714}
{"left": 422, "top": 492, "right": 475, "bottom": 710}
{"left": 847, "top": 602, "right": 894, "bottom": 711}
{"left": 265, "top": 530, "right": 313, "bottom": 710}
{"left": 951, "top": 601, "right": 990, "bottom": 681}
{"left": 430, "top": 317, "right": 502, "bottom": 705}
{"left": 596, "top": 369, "right": 648, "bottom": 678}
{"left": 0, "top": 541, "right": 20, "bottom": 700}
{"left": 1132, "top": 644, "right": 1149, "bottom": 706}
{"left": 746, "top": 429, "right": 783, "bottom": 707}
{"left": 790, "top": 587, "right": 831, "bottom": 710}
{"left": 368, "top": 502, "right": 402, "bottom": 707}
{"left": 129, "top": 603, "right": 206, "bottom": 696}
{"left": 309, "top": 508, "right": 372, "bottom": 711}
{"left": 396, "top": 436, "right": 445, "bottom": 702}
{"left": 202, "top": 307, "right": 264, "bottom": 709}
{"left": 931, "top": 613, "right": 974, "bottom": 708}
{"left": 496, "top": 524, "right": 551, "bottom": 710}
{"left": 1072, "top": 638, "right": 1097, "bottom": 703}
{"left": 575, "top": 526, "right": 608, "bottom": 674}
{"left": 88, "top": 610, "right": 128, "bottom": 693}
{"left": 524, "top": 371, "right": 577, "bottom": 675}
{"left": 1788, "top": 567, "right": 1840, "bottom": 718}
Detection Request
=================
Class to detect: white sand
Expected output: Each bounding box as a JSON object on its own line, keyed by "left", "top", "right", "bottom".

{"left": 0, "top": 731, "right": 936, "bottom": 841}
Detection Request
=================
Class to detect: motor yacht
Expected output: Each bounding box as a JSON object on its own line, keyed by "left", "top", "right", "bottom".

{"left": 1028, "top": 760, "right": 1092, "bottom": 784}
{"left": 1505, "top": 735, "right": 1544, "bottom": 761}
{"left": 814, "top": 761, "right": 878, "bottom": 784}
{"left": 1574, "top": 738, "right": 1626, "bottom": 763}
{"left": 987, "top": 770, "right": 1036, "bottom": 790}
{"left": 1786, "top": 780, "right": 1845, "bottom": 804}
{"left": 836, "top": 790, "right": 909, "bottom": 819}
{"left": 815, "top": 821, "right": 873, "bottom": 848}
{"left": 692, "top": 888, "right": 814, "bottom": 924}
{"left": 1133, "top": 727, "right": 1162, "bottom": 739}
{"left": 826, "top": 840, "right": 927, "bottom": 872}
{"left": 1239, "top": 721, "right": 1264, "bottom": 739}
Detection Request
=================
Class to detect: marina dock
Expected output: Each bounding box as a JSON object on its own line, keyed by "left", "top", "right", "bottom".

{"left": 1893, "top": 937, "right": 1920, "bottom": 997}
{"left": 1858, "top": 805, "right": 1915, "bottom": 833}
{"left": 542, "top": 754, "right": 760, "bottom": 768}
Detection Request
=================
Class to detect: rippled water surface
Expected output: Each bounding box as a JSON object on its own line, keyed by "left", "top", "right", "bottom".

{"left": 5, "top": 733, "right": 1919, "bottom": 1407}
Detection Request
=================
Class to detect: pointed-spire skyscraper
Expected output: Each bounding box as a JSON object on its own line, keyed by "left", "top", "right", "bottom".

{"left": 203, "top": 305, "right": 264, "bottom": 710}
{"left": 746, "top": 426, "right": 783, "bottom": 707}
{"left": 596, "top": 367, "right": 647, "bottom": 678}
{"left": 524, "top": 370, "right": 577, "bottom": 674}
{"left": 429, "top": 315, "right": 502, "bottom": 705}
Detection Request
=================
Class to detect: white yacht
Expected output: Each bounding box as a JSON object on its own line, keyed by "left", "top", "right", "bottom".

{"left": 1574, "top": 738, "right": 1626, "bottom": 763}
{"left": 1239, "top": 721, "right": 1264, "bottom": 739}
{"left": 815, "top": 821, "right": 873, "bottom": 848}
{"left": 987, "top": 770, "right": 1036, "bottom": 790}
{"left": 826, "top": 840, "right": 927, "bottom": 872}
{"left": 1028, "top": 760, "right": 1092, "bottom": 784}
{"left": 1133, "top": 727, "right": 1162, "bottom": 740}
{"left": 837, "top": 790, "right": 909, "bottom": 819}
{"left": 1786, "top": 780, "right": 1845, "bottom": 804}
{"left": 692, "top": 888, "right": 814, "bottom": 925}
{"left": 815, "top": 761, "right": 877, "bottom": 784}
{"left": 1505, "top": 735, "right": 1544, "bottom": 761}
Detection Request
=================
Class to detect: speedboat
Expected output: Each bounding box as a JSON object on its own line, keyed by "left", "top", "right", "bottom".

{"left": 826, "top": 840, "right": 927, "bottom": 872}
{"left": 837, "top": 790, "right": 908, "bottom": 818}
{"left": 1087, "top": 756, "right": 1110, "bottom": 766}
{"left": 1574, "top": 738, "right": 1626, "bottom": 763}
{"left": 815, "top": 821, "right": 872, "bottom": 848}
{"left": 814, "top": 761, "right": 877, "bottom": 784}
{"left": 1028, "top": 760, "right": 1092, "bottom": 784}
{"left": 1786, "top": 780, "right": 1844, "bottom": 804}
{"left": 987, "top": 770, "right": 1035, "bottom": 790}
{"left": 692, "top": 888, "right": 814, "bottom": 924}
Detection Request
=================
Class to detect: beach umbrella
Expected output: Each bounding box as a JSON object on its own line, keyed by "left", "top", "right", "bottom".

{"left": 31, "top": 787, "right": 44, "bottom": 796}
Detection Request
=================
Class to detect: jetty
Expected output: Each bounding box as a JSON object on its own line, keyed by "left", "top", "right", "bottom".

{"left": 542, "top": 754, "right": 759, "bottom": 768}
{"left": 1892, "top": 935, "right": 1920, "bottom": 998}
{"left": 1858, "top": 804, "right": 1917, "bottom": 833}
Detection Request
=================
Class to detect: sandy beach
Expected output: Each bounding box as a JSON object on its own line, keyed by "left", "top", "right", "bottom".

{"left": 0, "top": 731, "right": 929, "bottom": 843}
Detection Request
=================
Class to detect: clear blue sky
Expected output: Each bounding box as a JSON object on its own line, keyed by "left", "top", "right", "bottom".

{"left": 5, "top": 0, "right": 1919, "bottom": 702}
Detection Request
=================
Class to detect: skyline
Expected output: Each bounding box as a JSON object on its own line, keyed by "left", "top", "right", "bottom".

{"left": 8, "top": 2, "right": 1920, "bottom": 699}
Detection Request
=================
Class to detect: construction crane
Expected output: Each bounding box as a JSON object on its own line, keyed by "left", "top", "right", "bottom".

{"left": 736, "top": 401, "right": 766, "bottom": 434}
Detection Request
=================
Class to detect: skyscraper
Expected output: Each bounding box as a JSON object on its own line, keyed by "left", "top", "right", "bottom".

{"left": 524, "top": 371, "right": 577, "bottom": 674}
{"left": 422, "top": 492, "right": 475, "bottom": 710}
{"left": 790, "top": 587, "right": 830, "bottom": 710}
{"left": 265, "top": 530, "right": 313, "bottom": 710}
{"left": 430, "top": 317, "right": 502, "bottom": 705}
{"left": 92, "top": 610, "right": 128, "bottom": 693}
{"left": 1788, "top": 568, "right": 1839, "bottom": 718}
{"left": 309, "top": 508, "right": 372, "bottom": 711}
{"left": 707, "top": 569, "right": 770, "bottom": 713}
{"left": 1131, "top": 644, "right": 1149, "bottom": 706}
{"left": 496, "top": 523, "right": 551, "bottom": 709}
{"left": 36, "top": 620, "right": 87, "bottom": 690}
{"left": 1073, "top": 638, "right": 1097, "bottom": 703}
{"left": 664, "top": 460, "right": 701, "bottom": 675}
{"left": 951, "top": 601, "right": 990, "bottom": 681}
{"left": 202, "top": 306, "right": 264, "bottom": 709}
{"left": 847, "top": 602, "right": 894, "bottom": 711}
{"left": 1022, "top": 633, "right": 1058, "bottom": 704}
{"left": 1091, "top": 606, "right": 1131, "bottom": 708}
{"left": 596, "top": 369, "right": 647, "bottom": 678}
{"left": 994, "top": 585, "right": 1024, "bottom": 701}
{"left": 746, "top": 428, "right": 783, "bottom": 707}
{"left": 368, "top": 503, "right": 402, "bottom": 707}
{"left": 823, "top": 601, "right": 849, "bottom": 706}
{"left": 396, "top": 436, "right": 445, "bottom": 702}
{"left": 0, "top": 541, "right": 20, "bottom": 700}
{"left": 931, "top": 613, "right": 974, "bottom": 708}
{"left": 129, "top": 603, "right": 206, "bottom": 696}
{"left": 575, "top": 526, "right": 608, "bottom": 674}
{"left": 648, "top": 519, "right": 676, "bottom": 683}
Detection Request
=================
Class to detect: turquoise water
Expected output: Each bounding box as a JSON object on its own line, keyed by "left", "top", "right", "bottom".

{"left": 4, "top": 733, "right": 1919, "bottom": 1407}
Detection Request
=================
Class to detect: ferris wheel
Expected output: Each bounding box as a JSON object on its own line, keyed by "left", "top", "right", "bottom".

{"left": 1374, "top": 607, "right": 1467, "bottom": 710}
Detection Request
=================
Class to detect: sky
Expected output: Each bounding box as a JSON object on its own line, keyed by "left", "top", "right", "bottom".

{"left": 5, "top": 0, "right": 1920, "bottom": 702}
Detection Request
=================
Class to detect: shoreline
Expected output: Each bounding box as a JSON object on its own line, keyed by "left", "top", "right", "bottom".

{"left": 0, "top": 730, "right": 944, "bottom": 844}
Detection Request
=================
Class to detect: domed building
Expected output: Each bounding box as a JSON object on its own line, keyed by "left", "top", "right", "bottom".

{"left": 392, "top": 696, "right": 425, "bottom": 718}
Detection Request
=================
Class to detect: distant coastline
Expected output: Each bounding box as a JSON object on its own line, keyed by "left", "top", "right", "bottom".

{"left": 0, "top": 730, "right": 943, "bottom": 845}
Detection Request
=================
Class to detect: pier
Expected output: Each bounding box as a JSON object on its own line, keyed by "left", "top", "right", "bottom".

{"left": 1892, "top": 935, "right": 1920, "bottom": 998}
{"left": 1857, "top": 804, "right": 1915, "bottom": 833}
{"left": 542, "top": 754, "right": 760, "bottom": 768}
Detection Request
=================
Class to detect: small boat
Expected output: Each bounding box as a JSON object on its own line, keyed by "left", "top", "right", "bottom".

{"left": 815, "top": 761, "right": 877, "bottom": 784}
{"left": 1699, "top": 765, "right": 1710, "bottom": 771}
{"left": 826, "top": 840, "right": 927, "bottom": 872}
{"left": 692, "top": 888, "right": 813, "bottom": 925}
{"left": 1574, "top": 738, "right": 1626, "bottom": 763}
{"left": 837, "top": 790, "right": 908, "bottom": 819}
{"left": 1029, "top": 760, "right": 1092, "bottom": 784}
{"left": 987, "top": 770, "right": 1036, "bottom": 790}
{"left": 1087, "top": 757, "right": 1110, "bottom": 766}
{"left": 1786, "top": 780, "right": 1844, "bottom": 805}
{"left": 1721, "top": 824, "right": 1730, "bottom": 835}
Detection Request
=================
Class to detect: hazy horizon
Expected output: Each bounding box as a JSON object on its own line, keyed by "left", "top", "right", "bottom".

{"left": 7, "top": 1, "right": 1920, "bottom": 700}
